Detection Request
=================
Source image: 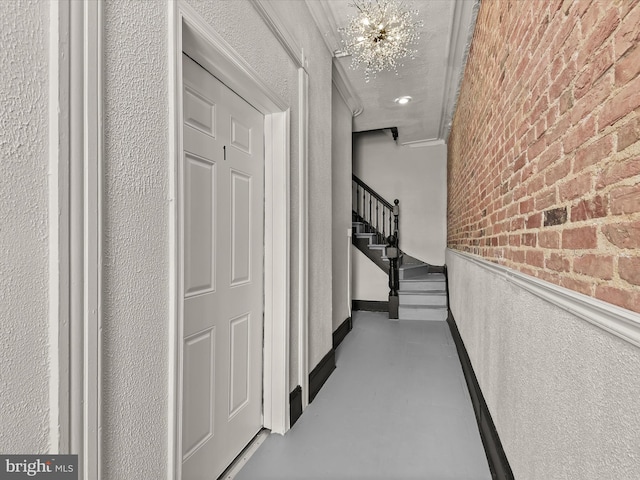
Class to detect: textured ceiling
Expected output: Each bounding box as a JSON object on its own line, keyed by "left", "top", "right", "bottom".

{"left": 308, "top": 0, "right": 479, "bottom": 146}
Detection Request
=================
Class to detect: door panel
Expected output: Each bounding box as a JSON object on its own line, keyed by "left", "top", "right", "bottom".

{"left": 181, "top": 53, "right": 264, "bottom": 480}
{"left": 184, "top": 153, "right": 216, "bottom": 296}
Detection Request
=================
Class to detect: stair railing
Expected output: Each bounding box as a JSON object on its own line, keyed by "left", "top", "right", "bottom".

{"left": 352, "top": 175, "right": 398, "bottom": 244}
{"left": 352, "top": 174, "right": 400, "bottom": 318}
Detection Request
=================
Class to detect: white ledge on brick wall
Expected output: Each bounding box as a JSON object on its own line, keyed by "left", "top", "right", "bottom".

{"left": 447, "top": 248, "right": 640, "bottom": 349}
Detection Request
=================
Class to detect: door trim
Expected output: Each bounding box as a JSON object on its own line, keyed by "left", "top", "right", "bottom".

{"left": 168, "top": 2, "right": 291, "bottom": 478}
{"left": 53, "top": 1, "right": 103, "bottom": 478}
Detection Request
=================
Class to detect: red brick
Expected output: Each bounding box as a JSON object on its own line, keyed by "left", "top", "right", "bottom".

{"left": 547, "top": 113, "right": 572, "bottom": 144}
{"left": 526, "top": 250, "right": 545, "bottom": 267}
{"left": 610, "top": 184, "right": 640, "bottom": 214}
{"left": 615, "top": 3, "right": 640, "bottom": 58}
{"left": 562, "top": 225, "right": 598, "bottom": 248}
{"left": 559, "top": 90, "right": 574, "bottom": 115}
{"left": 528, "top": 137, "right": 547, "bottom": 160}
{"left": 595, "top": 285, "right": 640, "bottom": 312}
{"left": 560, "top": 276, "right": 593, "bottom": 296}
{"left": 511, "top": 217, "right": 525, "bottom": 230}
{"left": 570, "top": 195, "right": 608, "bottom": 221}
{"left": 522, "top": 232, "right": 537, "bottom": 247}
{"left": 509, "top": 234, "right": 521, "bottom": 247}
{"left": 573, "top": 254, "right": 614, "bottom": 279}
{"left": 564, "top": 117, "right": 596, "bottom": 153}
{"left": 599, "top": 74, "right": 640, "bottom": 129}
{"left": 619, "top": 256, "right": 640, "bottom": 286}
{"left": 536, "top": 188, "right": 557, "bottom": 210}
{"left": 570, "top": 75, "right": 612, "bottom": 126}
{"left": 578, "top": 8, "right": 620, "bottom": 68}
{"left": 525, "top": 213, "right": 542, "bottom": 229}
{"left": 545, "top": 158, "right": 571, "bottom": 186}
{"left": 617, "top": 117, "right": 640, "bottom": 151}
{"left": 602, "top": 220, "right": 640, "bottom": 248}
{"left": 559, "top": 173, "right": 593, "bottom": 201}
{"left": 615, "top": 45, "right": 640, "bottom": 86}
{"left": 526, "top": 175, "right": 545, "bottom": 196}
{"left": 538, "top": 141, "right": 563, "bottom": 171}
{"left": 511, "top": 249, "right": 526, "bottom": 263}
{"left": 575, "top": 42, "right": 614, "bottom": 99}
{"left": 539, "top": 230, "right": 561, "bottom": 248}
{"left": 519, "top": 197, "right": 535, "bottom": 214}
{"left": 550, "top": 60, "right": 577, "bottom": 100}
{"left": 596, "top": 157, "right": 640, "bottom": 188}
{"left": 546, "top": 252, "right": 570, "bottom": 271}
{"left": 574, "top": 134, "right": 614, "bottom": 172}
{"left": 538, "top": 270, "right": 561, "bottom": 284}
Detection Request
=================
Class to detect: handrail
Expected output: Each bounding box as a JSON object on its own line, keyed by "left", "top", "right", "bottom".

{"left": 352, "top": 174, "right": 400, "bottom": 319}
{"left": 352, "top": 174, "right": 393, "bottom": 210}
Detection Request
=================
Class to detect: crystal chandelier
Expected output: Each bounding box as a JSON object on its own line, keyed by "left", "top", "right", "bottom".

{"left": 340, "top": 0, "right": 423, "bottom": 82}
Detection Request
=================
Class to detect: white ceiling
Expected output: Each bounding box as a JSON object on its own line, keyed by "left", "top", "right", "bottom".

{"left": 306, "top": 0, "right": 479, "bottom": 146}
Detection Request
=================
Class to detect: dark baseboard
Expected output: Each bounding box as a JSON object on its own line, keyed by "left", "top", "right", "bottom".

{"left": 332, "top": 316, "right": 353, "bottom": 349}
{"left": 447, "top": 312, "right": 514, "bottom": 480}
{"left": 309, "top": 349, "right": 336, "bottom": 403}
{"left": 289, "top": 385, "right": 302, "bottom": 428}
{"left": 352, "top": 300, "right": 389, "bottom": 312}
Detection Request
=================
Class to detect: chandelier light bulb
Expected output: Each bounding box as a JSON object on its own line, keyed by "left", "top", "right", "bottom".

{"left": 340, "top": 0, "right": 423, "bottom": 82}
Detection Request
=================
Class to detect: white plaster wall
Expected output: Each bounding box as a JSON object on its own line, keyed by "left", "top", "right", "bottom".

{"left": 99, "top": 2, "right": 333, "bottom": 475}
{"left": 102, "top": 1, "right": 169, "bottom": 476}
{"left": 447, "top": 249, "right": 640, "bottom": 480}
{"left": 0, "top": 0, "right": 51, "bottom": 453}
{"left": 351, "top": 247, "right": 388, "bottom": 302}
{"left": 331, "top": 83, "right": 352, "bottom": 330}
{"left": 269, "top": 0, "right": 334, "bottom": 371}
{"left": 353, "top": 131, "right": 447, "bottom": 300}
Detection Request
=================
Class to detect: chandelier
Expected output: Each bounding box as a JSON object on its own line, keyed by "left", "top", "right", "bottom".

{"left": 340, "top": 0, "right": 423, "bottom": 82}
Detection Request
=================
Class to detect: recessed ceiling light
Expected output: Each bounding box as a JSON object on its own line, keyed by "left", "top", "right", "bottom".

{"left": 394, "top": 96, "right": 412, "bottom": 105}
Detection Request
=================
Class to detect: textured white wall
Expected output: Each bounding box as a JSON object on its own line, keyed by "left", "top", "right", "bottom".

{"left": 101, "top": 1, "right": 170, "bottom": 476}
{"left": 99, "top": 2, "right": 333, "bottom": 476}
{"left": 447, "top": 250, "right": 640, "bottom": 480}
{"left": 331, "top": 83, "right": 352, "bottom": 330}
{"left": 351, "top": 247, "right": 388, "bottom": 302}
{"left": 0, "top": 0, "right": 51, "bottom": 453}
{"left": 353, "top": 131, "right": 447, "bottom": 299}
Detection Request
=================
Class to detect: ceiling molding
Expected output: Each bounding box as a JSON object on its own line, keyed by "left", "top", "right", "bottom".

{"left": 332, "top": 60, "right": 364, "bottom": 117}
{"left": 252, "top": 0, "right": 305, "bottom": 68}
{"left": 304, "top": 0, "right": 343, "bottom": 55}
{"left": 401, "top": 138, "right": 445, "bottom": 148}
{"left": 439, "top": 0, "right": 480, "bottom": 141}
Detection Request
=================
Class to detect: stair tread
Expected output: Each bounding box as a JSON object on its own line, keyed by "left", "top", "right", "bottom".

{"left": 399, "top": 304, "right": 448, "bottom": 310}
{"left": 400, "top": 277, "right": 445, "bottom": 283}
{"left": 399, "top": 290, "right": 446, "bottom": 295}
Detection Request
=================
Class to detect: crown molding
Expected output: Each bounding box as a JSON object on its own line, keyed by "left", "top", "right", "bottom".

{"left": 401, "top": 138, "right": 446, "bottom": 148}
{"left": 447, "top": 249, "right": 640, "bottom": 349}
{"left": 252, "top": 0, "right": 305, "bottom": 68}
{"left": 332, "top": 60, "right": 364, "bottom": 117}
{"left": 304, "top": 0, "right": 342, "bottom": 55}
{"left": 306, "top": 0, "right": 363, "bottom": 117}
{"left": 439, "top": 0, "right": 480, "bottom": 141}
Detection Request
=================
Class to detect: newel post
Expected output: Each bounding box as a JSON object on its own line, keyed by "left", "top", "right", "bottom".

{"left": 387, "top": 234, "right": 399, "bottom": 320}
{"left": 393, "top": 199, "right": 400, "bottom": 247}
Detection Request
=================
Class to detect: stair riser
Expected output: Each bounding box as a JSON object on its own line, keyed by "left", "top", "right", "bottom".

{"left": 399, "top": 266, "right": 431, "bottom": 279}
{"left": 399, "top": 281, "right": 446, "bottom": 292}
{"left": 398, "top": 307, "right": 448, "bottom": 321}
{"left": 399, "top": 294, "right": 447, "bottom": 306}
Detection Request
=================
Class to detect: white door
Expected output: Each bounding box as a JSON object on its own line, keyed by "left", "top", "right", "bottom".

{"left": 181, "top": 53, "right": 264, "bottom": 480}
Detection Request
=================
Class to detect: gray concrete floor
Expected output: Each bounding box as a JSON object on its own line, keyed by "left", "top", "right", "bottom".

{"left": 235, "top": 311, "right": 491, "bottom": 480}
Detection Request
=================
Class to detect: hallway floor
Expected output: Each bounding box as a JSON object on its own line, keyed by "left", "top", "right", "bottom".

{"left": 234, "top": 311, "right": 491, "bottom": 480}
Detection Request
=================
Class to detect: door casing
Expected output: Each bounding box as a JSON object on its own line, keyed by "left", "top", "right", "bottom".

{"left": 169, "top": 2, "right": 291, "bottom": 478}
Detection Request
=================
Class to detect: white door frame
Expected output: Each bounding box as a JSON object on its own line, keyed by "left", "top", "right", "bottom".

{"left": 168, "top": 2, "right": 291, "bottom": 478}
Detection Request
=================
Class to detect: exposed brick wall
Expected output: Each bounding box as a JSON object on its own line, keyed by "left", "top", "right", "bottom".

{"left": 448, "top": 0, "right": 640, "bottom": 313}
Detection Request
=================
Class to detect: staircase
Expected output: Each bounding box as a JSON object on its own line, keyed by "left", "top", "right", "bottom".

{"left": 352, "top": 174, "right": 448, "bottom": 321}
